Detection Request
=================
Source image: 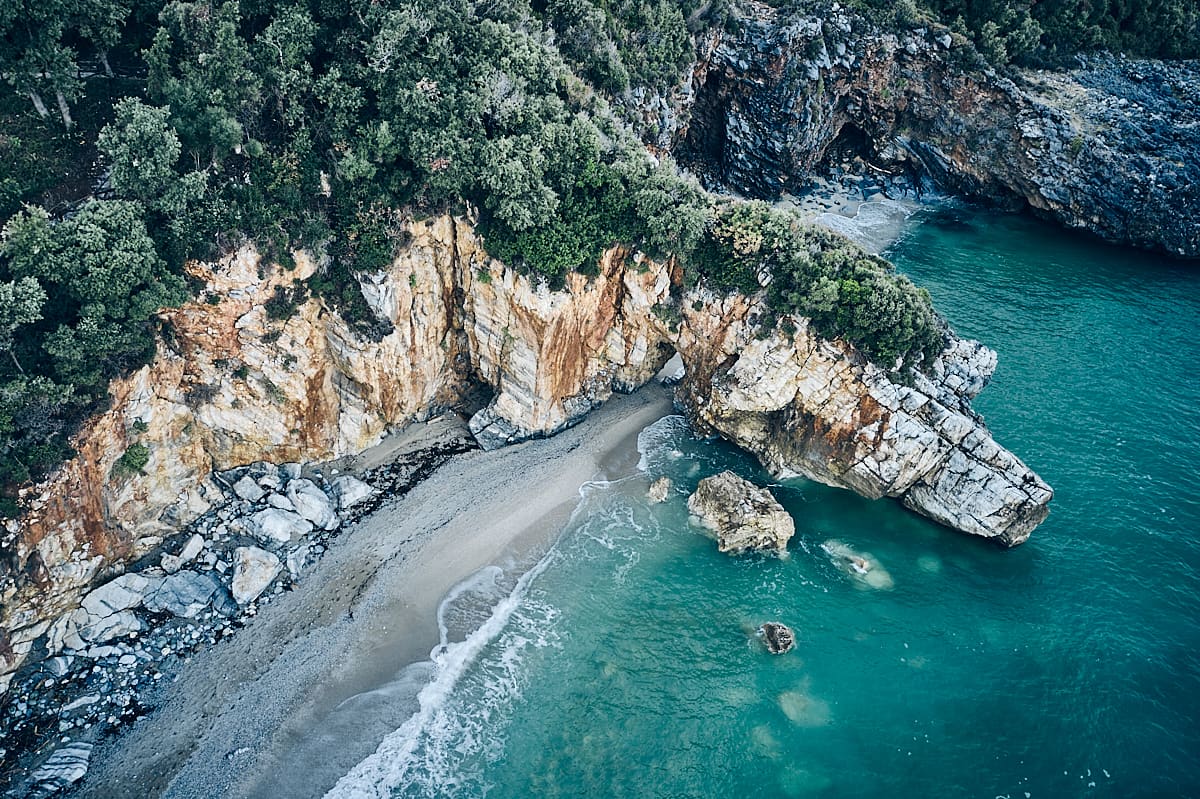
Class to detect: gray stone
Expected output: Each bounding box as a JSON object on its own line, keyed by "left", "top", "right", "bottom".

{"left": 266, "top": 493, "right": 295, "bottom": 511}
{"left": 249, "top": 507, "right": 313, "bottom": 543}
{"left": 231, "top": 546, "right": 282, "bottom": 605}
{"left": 286, "top": 478, "right": 339, "bottom": 530}
{"left": 687, "top": 471, "right": 794, "bottom": 555}
{"left": 329, "top": 475, "right": 377, "bottom": 510}
{"left": 45, "top": 656, "right": 74, "bottom": 677}
{"left": 160, "top": 533, "right": 205, "bottom": 573}
{"left": 27, "top": 742, "right": 92, "bottom": 797}
{"left": 80, "top": 573, "right": 158, "bottom": 618}
{"left": 143, "top": 570, "right": 221, "bottom": 618}
{"left": 232, "top": 475, "right": 266, "bottom": 503}
{"left": 77, "top": 609, "right": 142, "bottom": 645}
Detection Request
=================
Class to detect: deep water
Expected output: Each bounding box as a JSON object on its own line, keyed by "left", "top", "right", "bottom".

{"left": 327, "top": 211, "right": 1200, "bottom": 799}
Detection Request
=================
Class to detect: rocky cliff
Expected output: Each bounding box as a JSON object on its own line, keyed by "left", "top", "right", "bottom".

{"left": 674, "top": 2, "right": 1200, "bottom": 258}
{"left": 0, "top": 213, "right": 1051, "bottom": 693}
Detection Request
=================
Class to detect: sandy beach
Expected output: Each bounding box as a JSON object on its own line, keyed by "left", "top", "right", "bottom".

{"left": 76, "top": 383, "right": 673, "bottom": 799}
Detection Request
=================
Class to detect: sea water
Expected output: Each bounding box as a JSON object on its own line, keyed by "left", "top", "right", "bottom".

{"left": 327, "top": 210, "right": 1200, "bottom": 798}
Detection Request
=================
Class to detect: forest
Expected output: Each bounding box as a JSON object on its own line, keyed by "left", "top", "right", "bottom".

{"left": 0, "top": 0, "right": 1194, "bottom": 512}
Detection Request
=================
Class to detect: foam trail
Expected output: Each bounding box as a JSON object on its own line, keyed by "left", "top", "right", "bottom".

{"left": 636, "top": 414, "right": 692, "bottom": 472}
{"left": 323, "top": 551, "right": 558, "bottom": 799}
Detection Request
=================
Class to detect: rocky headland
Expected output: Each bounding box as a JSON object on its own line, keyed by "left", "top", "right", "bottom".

{"left": 670, "top": 2, "right": 1200, "bottom": 258}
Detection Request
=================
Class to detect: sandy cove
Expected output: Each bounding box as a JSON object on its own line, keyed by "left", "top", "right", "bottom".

{"left": 75, "top": 383, "right": 673, "bottom": 799}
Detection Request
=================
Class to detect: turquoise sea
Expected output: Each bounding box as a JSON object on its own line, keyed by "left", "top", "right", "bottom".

{"left": 327, "top": 211, "right": 1200, "bottom": 798}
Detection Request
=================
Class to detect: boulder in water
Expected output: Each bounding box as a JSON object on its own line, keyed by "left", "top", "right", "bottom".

{"left": 648, "top": 476, "right": 672, "bottom": 503}
{"left": 687, "top": 471, "right": 794, "bottom": 555}
{"left": 759, "top": 622, "right": 796, "bottom": 654}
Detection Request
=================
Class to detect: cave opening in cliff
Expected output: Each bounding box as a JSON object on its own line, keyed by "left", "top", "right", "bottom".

{"left": 817, "top": 122, "right": 877, "bottom": 175}
{"left": 678, "top": 69, "right": 729, "bottom": 189}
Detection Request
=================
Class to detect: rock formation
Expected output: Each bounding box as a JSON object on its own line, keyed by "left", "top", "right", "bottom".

{"left": 674, "top": 4, "right": 1200, "bottom": 258}
{"left": 648, "top": 476, "right": 672, "bottom": 503}
{"left": 0, "top": 212, "right": 1051, "bottom": 694}
{"left": 688, "top": 471, "right": 796, "bottom": 555}
{"left": 759, "top": 622, "right": 796, "bottom": 655}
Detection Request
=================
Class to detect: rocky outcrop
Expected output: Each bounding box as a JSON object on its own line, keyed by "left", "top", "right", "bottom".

{"left": 461, "top": 246, "right": 675, "bottom": 448}
{"left": 0, "top": 212, "right": 1051, "bottom": 696}
{"left": 673, "top": 298, "right": 1052, "bottom": 546}
{"left": 688, "top": 471, "right": 796, "bottom": 555}
{"left": 758, "top": 622, "right": 796, "bottom": 655}
{"left": 674, "top": 2, "right": 1199, "bottom": 257}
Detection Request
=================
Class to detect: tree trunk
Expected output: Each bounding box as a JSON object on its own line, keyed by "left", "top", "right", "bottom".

{"left": 100, "top": 50, "right": 114, "bottom": 78}
{"left": 55, "top": 90, "right": 74, "bottom": 130}
{"left": 28, "top": 91, "right": 50, "bottom": 119}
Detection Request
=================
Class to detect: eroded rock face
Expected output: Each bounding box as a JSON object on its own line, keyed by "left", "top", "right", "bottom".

{"left": 675, "top": 5, "right": 1199, "bottom": 257}
{"left": 688, "top": 471, "right": 795, "bottom": 555}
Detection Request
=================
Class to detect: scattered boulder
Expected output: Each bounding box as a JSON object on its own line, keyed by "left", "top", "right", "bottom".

{"left": 160, "top": 533, "right": 205, "bottom": 573}
{"left": 80, "top": 573, "right": 157, "bottom": 618}
{"left": 26, "top": 742, "right": 92, "bottom": 798}
{"left": 759, "top": 622, "right": 796, "bottom": 654}
{"left": 687, "top": 471, "right": 794, "bottom": 555}
{"left": 329, "top": 475, "right": 377, "bottom": 510}
{"left": 248, "top": 507, "right": 313, "bottom": 543}
{"left": 231, "top": 547, "right": 282, "bottom": 605}
{"left": 232, "top": 475, "right": 266, "bottom": 503}
{"left": 76, "top": 608, "right": 142, "bottom": 645}
{"left": 143, "top": 570, "right": 221, "bottom": 618}
{"left": 648, "top": 476, "right": 672, "bottom": 503}
{"left": 286, "top": 478, "right": 339, "bottom": 530}
{"left": 267, "top": 493, "right": 295, "bottom": 511}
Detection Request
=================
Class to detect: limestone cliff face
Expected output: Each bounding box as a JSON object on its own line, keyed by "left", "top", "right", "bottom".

{"left": 675, "top": 3, "right": 1199, "bottom": 257}
{"left": 459, "top": 244, "right": 675, "bottom": 449}
{"left": 671, "top": 298, "right": 1050, "bottom": 545}
{"left": 0, "top": 214, "right": 1051, "bottom": 692}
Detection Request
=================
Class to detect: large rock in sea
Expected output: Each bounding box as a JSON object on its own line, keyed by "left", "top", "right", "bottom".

{"left": 687, "top": 471, "right": 795, "bottom": 555}
{"left": 759, "top": 622, "right": 796, "bottom": 654}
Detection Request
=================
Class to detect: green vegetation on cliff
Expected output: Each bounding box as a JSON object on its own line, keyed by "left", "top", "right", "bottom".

{"left": 0, "top": 0, "right": 944, "bottom": 509}
{"left": 844, "top": 0, "right": 1199, "bottom": 65}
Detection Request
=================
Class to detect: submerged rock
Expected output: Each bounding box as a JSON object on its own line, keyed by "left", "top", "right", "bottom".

{"left": 648, "top": 476, "right": 672, "bottom": 503}
{"left": 687, "top": 471, "right": 794, "bottom": 555}
{"left": 759, "top": 622, "right": 796, "bottom": 654}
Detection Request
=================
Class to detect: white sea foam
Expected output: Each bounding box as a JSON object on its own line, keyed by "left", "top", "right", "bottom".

{"left": 813, "top": 198, "right": 923, "bottom": 254}
{"left": 322, "top": 553, "right": 560, "bottom": 799}
{"left": 636, "top": 414, "right": 692, "bottom": 473}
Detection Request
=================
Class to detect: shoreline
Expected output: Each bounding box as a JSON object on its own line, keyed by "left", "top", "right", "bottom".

{"left": 74, "top": 382, "right": 674, "bottom": 798}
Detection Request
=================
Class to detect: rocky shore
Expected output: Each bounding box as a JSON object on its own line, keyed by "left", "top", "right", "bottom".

{"left": 0, "top": 427, "right": 473, "bottom": 797}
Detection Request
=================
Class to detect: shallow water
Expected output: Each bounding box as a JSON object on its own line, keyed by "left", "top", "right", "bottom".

{"left": 327, "top": 211, "right": 1200, "bottom": 798}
